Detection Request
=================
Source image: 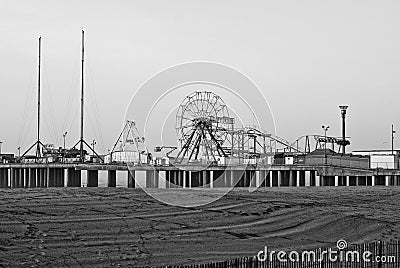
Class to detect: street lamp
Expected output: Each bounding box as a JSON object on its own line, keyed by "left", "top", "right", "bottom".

{"left": 63, "top": 132, "right": 68, "bottom": 163}
{"left": 322, "top": 125, "right": 330, "bottom": 164}
{"left": 392, "top": 125, "right": 396, "bottom": 154}
{"left": 17, "top": 147, "right": 21, "bottom": 158}
{"left": 91, "top": 140, "right": 96, "bottom": 157}
{"left": 392, "top": 124, "right": 396, "bottom": 168}
{"left": 339, "top": 105, "right": 349, "bottom": 154}
{"left": 0, "top": 141, "right": 2, "bottom": 155}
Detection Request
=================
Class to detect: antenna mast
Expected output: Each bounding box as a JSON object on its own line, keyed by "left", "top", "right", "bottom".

{"left": 36, "top": 36, "right": 42, "bottom": 158}
{"left": 72, "top": 30, "right": 103, "bottom": 163}
{"left": 20, "top": 37, "right": 46, "bottom": 161}
{"left": 80, "top": 30, "right": 85, "bottom": 162}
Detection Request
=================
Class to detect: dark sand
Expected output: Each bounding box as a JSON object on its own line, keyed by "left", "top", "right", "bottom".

{"left": 0, "top": 187, "right": 399, "bottom": 267}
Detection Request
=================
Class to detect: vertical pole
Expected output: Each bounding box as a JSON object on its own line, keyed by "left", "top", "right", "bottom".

{"left": 24, "top": 168, "right": 29, "bottom": 187}
{"left": 305, "top": 171, "right": 311, "bottom": 187}
{"left": 339, "top": 106, "right": 348, "bottom": 155}
{"left": 385, "top": 175, "right": 390, "bottom": 186}
{"left": 255, "top": 170, "right": 260, "bottom": 188}
{"left": 165, "top": 171, "right": 170, "bottom": 188}
{"left": 277, "top": 171, "right": 281, "bottom": 187}
{"left": 315, "top": 172, "right": 320, "bottom": 187}
{"left": 87, "top": 170, "right": 98, "bottom": 187}
{"left": 46, "top": 167, "right": 50, "bottom": 187}
{"left": 80, "top": 30, "right": 85, "bottom": 162}
{"left": 108, "top": 170, "right": 116, "bottom": 187}
{"left": 392, "top": 124, "right": 394, "bottom": 156}
{"left": 289, "top": 170, "right": 294, "bottom": 187}
{"left": 270, "top": 170, "right": 274, "bottom": 187}
{"left": 154, "top": 170, "right": 159, "bottom": 188}
{"left": 36, "top": 37, "right": 41, "bottom": 158}
{"left": 128, "top": 170, "right": 135, "bottom": 188}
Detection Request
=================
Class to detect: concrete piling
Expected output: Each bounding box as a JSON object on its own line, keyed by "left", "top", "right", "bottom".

{"left": 67, "top": 168, "right": 81, "bottom": 187}
{"left": 128, "top": 170, "right": 135, "bottom": 188}
{"left": 29, "top": 168, "right": 37, "bottom": 188}
{"left": 87, "top": 170, "right": 98, "bottom": 187}
{"left": 145, "top": 170, "right": 158, "bottom": 188}
{"left": 108, "top": 170, "right": 116, "bottom": 187}
{"left": 2, "top": 164, "right": 400, "bottom": 189}
{"left": 0, "top": 169, "right": 8, "bottom": 188}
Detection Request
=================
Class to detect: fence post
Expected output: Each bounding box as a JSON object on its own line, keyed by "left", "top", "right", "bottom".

{"left": 378, "top": 240, "right": 383, "bottom": 268}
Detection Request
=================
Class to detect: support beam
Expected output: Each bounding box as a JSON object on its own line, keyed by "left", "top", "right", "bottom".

{"left": 67, "top": 168, "right": 77, "bottom": 187}
{"left": 108, "top": 170, "right": 116, "bottom": 187}
{"left": 10, "top": 168, "right": 15, "bottom": 188}
{"left": 87, "top": 170, "right": 98, "bottom": 187}
{"left": 0, "top": 169, "right": 8, "bottom": 188}
{"left": 385, "top": 176, "right": 390, "bottom": 186}
{"left": 289, "top": 170, "right": 294, "bottom": 187}
{"left": 277, "top": 171, "right": 282, "bottom": 187}
{"left": 128, "top": 170, "right": 135, "bottom": 188}
{"left": 269, "top": 170, "right": 276, "bottom": 187}
{"left": 19, "top": 168, "right": 24, "bottom": 188}
{"left": 154, "top": 171, "right": 159, "bottom": 188}
{"left": 24, "top": 168, "right": 29, "bottom": 188}
{"left": 315, "top": 172, "right": 320, "bottom": 187}
{"left": 165, "top": 171, "right": 170, "bottom": 188}
{"left": 305, "top": 171, "right": 311, "bottom": 187}
{"left": 146, "top": 170, "right": 154, "bottom": 188}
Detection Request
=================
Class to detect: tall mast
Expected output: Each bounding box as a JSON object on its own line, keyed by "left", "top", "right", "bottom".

{"left": 37, "top": 36, "right": 42, "bottom": 158}
{"left": 80, "top": 30, "right": 85, "bottom": 162}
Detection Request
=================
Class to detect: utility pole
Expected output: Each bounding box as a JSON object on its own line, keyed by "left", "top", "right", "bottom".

{"left": 322, "top": 125, "right": 329, "bottom": 164}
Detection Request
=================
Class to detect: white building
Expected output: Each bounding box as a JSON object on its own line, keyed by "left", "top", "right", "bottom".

{"left": 352, "top": 150, "right": 400, "bottom": 169}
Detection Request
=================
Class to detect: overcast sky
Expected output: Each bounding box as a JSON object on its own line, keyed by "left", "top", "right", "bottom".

{"left": 1, "top": 0, "right": 399, "bottom": 155}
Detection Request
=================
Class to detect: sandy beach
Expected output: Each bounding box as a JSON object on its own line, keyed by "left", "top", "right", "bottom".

{"left": 0, "top": 187, "right": 399, "bottom": 267}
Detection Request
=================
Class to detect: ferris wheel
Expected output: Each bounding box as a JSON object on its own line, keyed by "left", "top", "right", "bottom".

{"left": 175, "top": 91, "right": 233, "bottom": 163}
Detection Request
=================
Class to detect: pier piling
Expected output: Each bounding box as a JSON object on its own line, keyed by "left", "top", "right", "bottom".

{"left": 128, "top": 170, "right": 135, "bottom": 188}
{"left": 87, "top": 170, "right": 98, "bottom": 187}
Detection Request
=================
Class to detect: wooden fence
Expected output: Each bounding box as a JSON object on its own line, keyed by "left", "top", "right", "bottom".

{"left": 165, "top": 240, "right": 399, "bottom": 268}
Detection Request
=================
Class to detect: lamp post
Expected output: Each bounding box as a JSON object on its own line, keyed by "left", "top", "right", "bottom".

{"left": 17, "top": 147, "right": 21, "bottom": 158}
{"left": 63, "top": 132, "right": 68, "bottom": 163}
{"left": 392, "top": 124, "right": 396, "bottom": 168}
{"left": 392, "top": 125, "right": 395, "bottom": 154}
{"left": 91, "top": 140, "right": 96, "bottom": 157}
{"left": 322, "top": 125, "right": 329, "bottom": 164}
{"left": 0, "top": 141, "right": 2, "bottom": 155}
{"left": 339, "top": 105, "right": 348, "bottom": 155}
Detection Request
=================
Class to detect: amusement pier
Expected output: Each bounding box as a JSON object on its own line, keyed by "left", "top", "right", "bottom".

{"left": 1, "top": 32, "right": 399, "bottom": 190}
